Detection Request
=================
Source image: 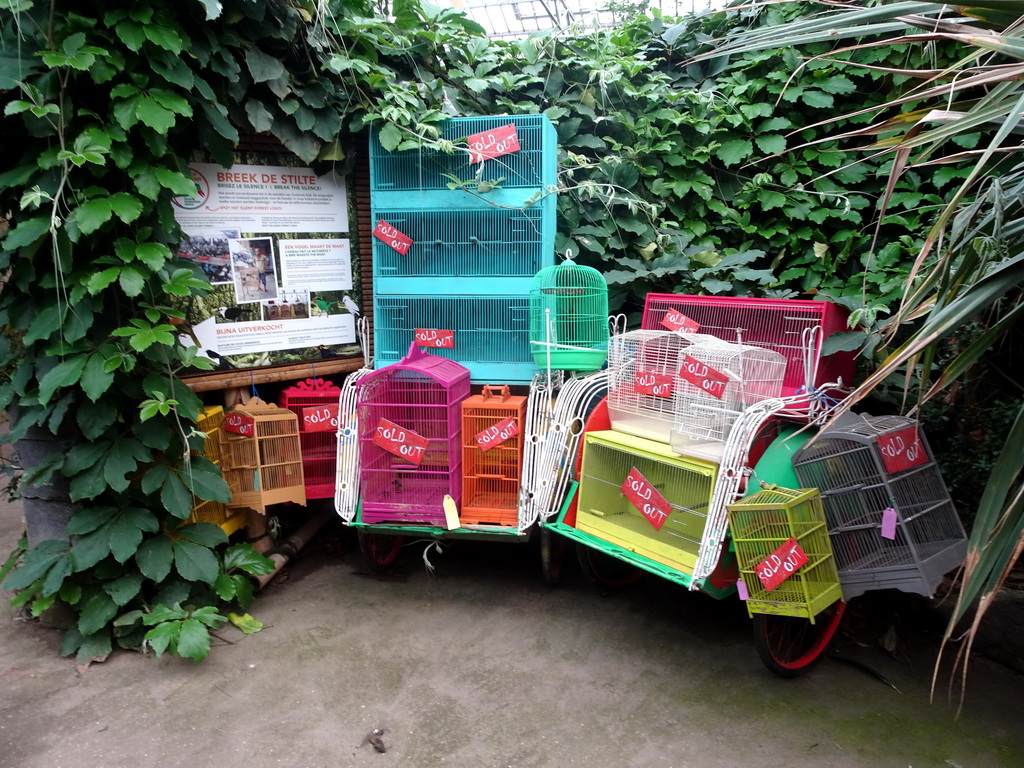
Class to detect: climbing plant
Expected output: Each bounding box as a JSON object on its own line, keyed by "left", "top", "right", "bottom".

{"left": 0, "top": 0, "right": 976, "bottom": 663}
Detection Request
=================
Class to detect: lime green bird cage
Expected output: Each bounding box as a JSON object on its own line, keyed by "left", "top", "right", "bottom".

{"left": 529, "top": 256, "right": 608, "bottom": 371}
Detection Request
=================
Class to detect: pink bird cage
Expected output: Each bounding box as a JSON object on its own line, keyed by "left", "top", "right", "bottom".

{"left": 641, "top": 294, "right": 854, "bottom": 409}
{"left": 356, "top": 342, "right": 471, "bottom": 526}
{"left": 279, "top": 378, "right": 343, "bottom": 500}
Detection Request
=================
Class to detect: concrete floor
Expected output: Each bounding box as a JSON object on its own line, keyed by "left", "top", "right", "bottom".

{"left": 2, "top": 495, "right": 1023, "bottom": 768}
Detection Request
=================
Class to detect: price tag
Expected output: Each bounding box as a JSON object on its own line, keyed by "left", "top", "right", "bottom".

{"left": 678, "top": 355, "right": 729, "bottom": 399}
{"left": 661, "top": 307, "right": 700, "bottom": 334}
{"left": 224, "top": 413, "right": 255, "bottom": 436}
{"left": 877, "top": 426, "right": 928, "bottom": 474}
{"left": 466, "top": 123, "right": 521, "bottom": 163}
{"left": 302, "top": 404, "right": 340, "bottom": 433}
{"left": 881, "top": 506, "right": 898, "bottom": 540}
{"left": 373, "top": 220, "right": 413, "bottom": 255}
{"left": 475, "top": 416, "right": 520, "bottom": 452}
{"left": 634, "top": 371, "right": 673, "bottom": 398}
{"left": 372, "top": 418, "right": 429, "bottom": 465}
{"left": 755, "top": 538, "right": 809, "bottom": 592}
{"left": 736, "top": 578, "right": 750, "bottom": 601}
{"left": 414, "top": 328, "right": 454, "bottom": 348}
{"left": 621, "top": 467, "right": 671, "bottom": 531}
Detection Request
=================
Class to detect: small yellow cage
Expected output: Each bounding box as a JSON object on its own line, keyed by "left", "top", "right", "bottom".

{"left": 218, "top": 399, "right": 306, "bottom": 515}
{"left": 187, "top": 406, "right": 246, "bottom": 535}
{"left": 728, "top": 486, "right": 842, "bottom": 621}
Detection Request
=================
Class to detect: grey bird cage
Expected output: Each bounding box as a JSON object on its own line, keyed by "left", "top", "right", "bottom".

{"left": 792, "top": 413, "right": 968, "bottom": 600}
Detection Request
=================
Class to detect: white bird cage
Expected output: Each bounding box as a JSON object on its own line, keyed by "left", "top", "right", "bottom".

{"left": 670, "top": 339, "right": 787, "bottom": 461}
{"left": 606, "top": 330, "right": 716, "bottom": 445}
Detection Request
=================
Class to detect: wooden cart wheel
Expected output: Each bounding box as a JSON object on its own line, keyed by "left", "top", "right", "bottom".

{"left": 575, "top": 542, "right": 643, "bottom": 588}
{"left": 539, "top": 527, "right": 567, "bottom": 586}
{"left": 357, "top": 530, "right": 403, "bottom": 572}
{"left": 752, "top": 601, "right": 847, "bottom": 678}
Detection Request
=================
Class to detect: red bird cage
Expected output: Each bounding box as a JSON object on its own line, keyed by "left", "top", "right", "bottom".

{"left": 461, "top": 385, "right": 528, "bottom": 527}
{"left": 279, "top": 378, "right": 343, "bottom": 500}
{"left": 641, "top": 294, "right": 853, "bottom": 410}
{"left": 356, "top": 343, "right": 471, "bottom": 526}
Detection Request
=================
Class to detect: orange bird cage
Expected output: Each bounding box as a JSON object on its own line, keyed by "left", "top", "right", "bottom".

{"left": 219, "top": 399, "right": 306, "bottom": 515}
{"left": 461, "top": 385, "right": 528, "bottom": 526}
{"left": 187, "top": 406, "right": 246, "bottom": 535}
{"left": 279, "top": 378, "right": 343, "bottom": 500}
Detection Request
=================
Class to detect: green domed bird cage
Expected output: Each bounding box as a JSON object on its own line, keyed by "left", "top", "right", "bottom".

{"left": 529, "top": 254, "right": 609, "bottom": 371}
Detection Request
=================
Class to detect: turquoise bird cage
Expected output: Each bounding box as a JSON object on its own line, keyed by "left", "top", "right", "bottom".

{"left": 529, "top": 256, "right": 608, "bottom": 371}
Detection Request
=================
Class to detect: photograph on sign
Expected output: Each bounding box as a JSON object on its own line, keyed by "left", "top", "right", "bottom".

{"left": 230, "top": 237, "right": 278, "bottom": 303}
{"left": 170, "top": 156, "right": 360, "bottom": 371}
{"left": 177, "top": 228, "right": 236, "bottom": 285}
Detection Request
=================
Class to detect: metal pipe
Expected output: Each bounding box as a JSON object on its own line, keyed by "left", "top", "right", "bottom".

{"left": 253, "top": 508, "right": 334, "bottom": 590}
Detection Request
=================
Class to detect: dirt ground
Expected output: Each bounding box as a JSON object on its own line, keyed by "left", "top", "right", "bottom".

{"left": 2, "top": 496, "right": 1023, "bottom": 768}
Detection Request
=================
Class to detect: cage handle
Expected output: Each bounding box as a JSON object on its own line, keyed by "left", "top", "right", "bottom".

{"left": 481, "top": 385, "right": 511, "bottom": 401}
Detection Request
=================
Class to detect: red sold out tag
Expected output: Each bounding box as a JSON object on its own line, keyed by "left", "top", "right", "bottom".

{"left": 414, "top": 328, "right": 454, "bottom": 348}
{"left": 302, "top": 405, "right": 340, "bottom": 433}
{"left": 466, "top": 124, "right": 521, "bottom": 163}
{"left": 373, "top": 220, "right": 413, "bottom": 255}
{"left": 755, "top": 538, "right": 809, "bottom": 592}
{"left": 621, "top": 467, "right": 672, "bottom": 531}
{"left": 661, "top": 307, "right": 700, "bottom": 334}
{"left": 678, "top": 355, "right": 729, "bottom": 399}
{"left": 373, "top": 418, "right": 429, "bottom": 465}
{"left": 634, "top": 371, "right": 674, "bottom": 398}
{"left": 877, "top": 426, "right": 928, "bottom": 474}
{"left": 224, "top": 413, "right": 255, "bottom": 436}
{"left": 475, "top": 416, "right": 520, "bottom": 452}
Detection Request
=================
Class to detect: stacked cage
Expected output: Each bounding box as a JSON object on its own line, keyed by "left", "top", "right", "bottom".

{"left": 279, "top": 378, "right": 343, "bottom": 500}
{"left": 728, "top": 487, "right": 842, "bottom": 621}
{"left": 792, "top": 414, "right": 967, "bottom": 599}
{"left": 641, "top": 294, "right": 854, "bottom": 410}
{"left": 356, "top": 344, "right": 471, "bottom": 526}
{"left": 187, "top": 406, "right": 246, "bottom": 535}
{"left": 528, "top": 259, "right": 610, "bottom": 372}
{"left": 576, "top": 430, "right": 719, "bottom": 574}
{"left": 219, "top": 399, "right": 306, "bottom": 515}
{"left": 370, "top": 115, "right": 558, "bottom": 383}
{"left": 461, "top": 385, "right": 527, "bottom": 526}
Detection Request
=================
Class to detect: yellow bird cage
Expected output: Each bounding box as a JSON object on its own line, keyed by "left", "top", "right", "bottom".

{"left": 187, "top": 406, "right": 246, "bottom": 536}
{"left": 218, "top": 399, "right": 306, "bottom": 515}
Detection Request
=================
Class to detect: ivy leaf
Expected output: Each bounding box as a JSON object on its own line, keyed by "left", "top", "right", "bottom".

{"left": 245, "top": 48, "right": 286, "bottom": 83}
{"left": 822, "top": 330, "right": 867, "bottom": 355}
{"left": 37, "top": 354, "right": 88, "bottom": 405}
{"left": 77, "top": 399, "right": 117, "bottom": 440}
{"left": 715, "top": 139, "right": 753, "bottom": 166}
{"left": 173, "top": 539, "right": 219, "bottom": 584}
{"left": 86, "top": 267, "right": 121, "bottom": 294}
{"left": 231, "top": 575, "right": 255, "bottom": 610}
{"left": 245, "top": 99, "right": 274, "bottom": 133}
{"left": 103, "top": 438, "right": 144, "bottom": 493}
{"left": 176, "top": 618, "right": 211, "bottom": 662}
{"left": 118, "top": 265, "right": 146, "bottom": 297}
{"left": 154, "top": 167, "right": 197, "bottom": 195}
{"left": 23, "top": 303, "right": 66, "bottom": 345}
{"left": 143, "top": 25, "right": 184, "bottom": 55}
{"left": 223, "top": 543, "right": 274, "bottom": 575}
{"left": 3, "top": 540, "right": 68, "bottom": 591}
{"left": 757, "top": 189, "right": 788, "bottom": 210}
{"left": 109, "top": 192, "right": 142, "bottom": 223}
{"left": 377, "top": 123, "right": 402, "bottom": 152}
{"left": 143, "top": 620, "right": 178, "bottom": 657}
{"left": 214, "top": 571, "right": 236, "bottom": 601}
{"left": 80, "top": 354, "right": 115, "bottom": 401}
{"left": 754, "top": 134, "right": 786, "bottom": 156}
{"left": 40, "top": 554, "right": 71, "bottom": 597}
{"left": 75, "top": 197, "right": 113, "bottom": 235}
{"left": 182, "top": 462, "right": 231, "bottom": 503}
{"left": 3, "top": 215, "right": 50, "bottom": 249}
{"left": 66, "top": 504, "right": 118, "bottom": 535}
{"left": 161, "top": 471, "right": 193, "bottom": 519}
{"left": 68, "top": 462, "right": 109, "bottom": 502}
{"left": 227, "top": 611, "right": 263, "bottom": 634}
{"left": 801, "top": 90, "right": 834, "bottom": 109}
{"left": 136, "top": 535, "right": 173, "bottom": 582}
{"left": 176, "top": 522, "right": 228, "bottom": 549}
{"left": 134, "top": 242, "right": 169, "bottom": 270}
{"left": 73, "top": 628, "right": 112, "bottom": 664}
{"left": 817, "top": 75, "right": 856, "bottom": 95}
{"left": 78, "top": 591, "right": 119, "bottom": 636}
{"left": 134, "top": 95, "right": 176, "bottom": 132}
{"left": 104, "top": 572, "right": 144, "bottom": 606}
